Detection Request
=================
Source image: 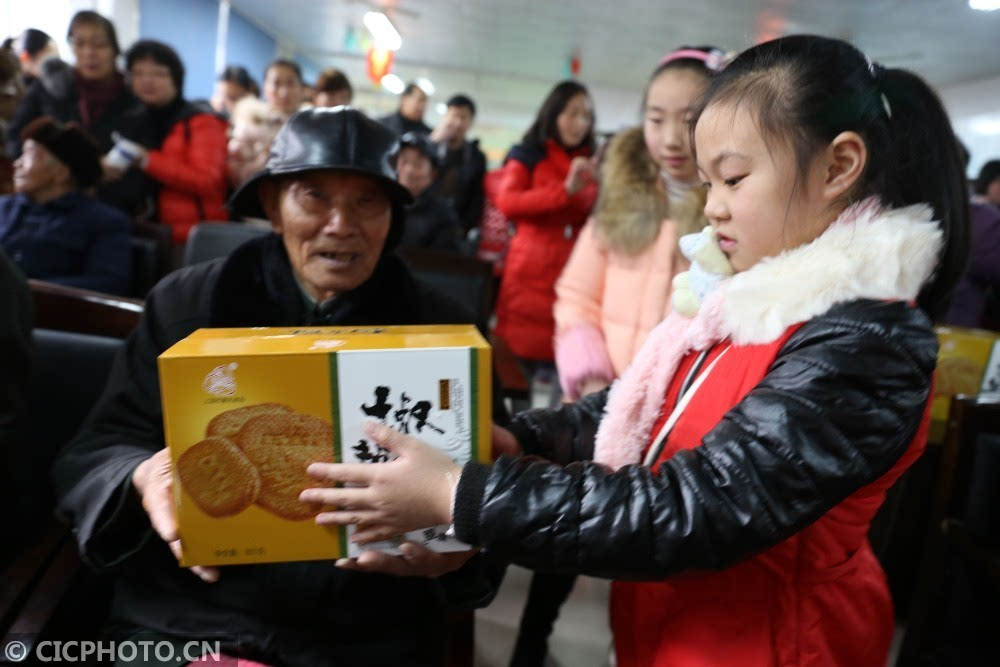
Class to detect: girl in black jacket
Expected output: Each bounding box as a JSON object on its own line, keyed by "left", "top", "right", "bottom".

{"left": 303, "top": 35, "right": 969, "bottom": 667}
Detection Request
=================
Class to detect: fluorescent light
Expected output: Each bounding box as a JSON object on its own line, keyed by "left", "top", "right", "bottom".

{"left": 970, "top": 0, "right": 1000, "bottom": 10}
{"left": 364, "top": 12, "right": 402, "bottom": 51}
{"left": 416, "top": 77, "right": 435, "bottom": 96}
{"left": 435, "top": 102, "right": 448, "bottom": 115}
{"left": 381, "top": 74, "right": 405, "bottom": 94}
{"left": 971, "top": 116, "right": 1000, "bottom": 135}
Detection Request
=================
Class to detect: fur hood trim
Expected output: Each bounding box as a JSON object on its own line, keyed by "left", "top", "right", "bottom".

{"left": 592, "top": 199, "right": 942, "bottom": 470}
{"left": 723, "top": 200, "right": 942, "bottom": 344}
{"left": 593, "top": 127, "right": 706, "bottom": 255}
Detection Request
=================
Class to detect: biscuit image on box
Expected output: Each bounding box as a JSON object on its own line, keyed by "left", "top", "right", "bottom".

{"left": 235, "top": 413, "right": 334, "bottom": 520}
{"left": 206, "top": 402, "right": 293, "bottom": 438}
{"left": 177, "top": 437, "right": 261, "bottom": 518}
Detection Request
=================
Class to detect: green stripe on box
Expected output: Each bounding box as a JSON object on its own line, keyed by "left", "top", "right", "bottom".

{"left": 469, "top": 347, "right": 478, "bottom": 462}
{"left": 328, "top": 352, "right": 348, "bottom": 557}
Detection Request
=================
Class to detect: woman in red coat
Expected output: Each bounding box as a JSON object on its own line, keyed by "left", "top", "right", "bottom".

{"left": 119, "top": 40, "right": 228, "bottom": 244}
{"left": 493, "top": 81, "right": 598, "bottom": 366}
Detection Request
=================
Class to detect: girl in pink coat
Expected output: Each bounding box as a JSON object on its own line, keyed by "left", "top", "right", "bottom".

{"left": 554, "top": 47, "right": 725, "bottom": 400}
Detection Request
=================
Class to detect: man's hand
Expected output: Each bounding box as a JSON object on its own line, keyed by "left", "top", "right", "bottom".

{"left": 334, "top": 542, "right": 477, "bottom": 577}
{"left": 132, "top": 449, "right": 220, "bottom": 583}
{"left": 491, "top": 423, "right": 521, "bottom": 459}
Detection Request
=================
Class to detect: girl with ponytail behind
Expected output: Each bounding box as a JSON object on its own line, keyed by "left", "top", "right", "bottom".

{"left": 304, "top": 35, "right": 969, "bottom": 667}
{"left": 553, "top": 47, "right": 724, "bottom": 402}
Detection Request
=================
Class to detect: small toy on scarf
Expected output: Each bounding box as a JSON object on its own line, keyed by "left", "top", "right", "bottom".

{"left": 671, "top": 226, "right": 734, "bottom": 317}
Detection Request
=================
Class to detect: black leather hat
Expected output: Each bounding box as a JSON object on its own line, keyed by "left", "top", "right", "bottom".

{"left": 229, "top": 107, "right": 414, "bottom": 220}
{"left": 389, "top": 131, "right": 441, "bottom": 170}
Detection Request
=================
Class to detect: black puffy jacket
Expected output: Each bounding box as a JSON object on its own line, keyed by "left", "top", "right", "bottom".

{"left": 453, "top": 299, "right": 937, "bottom": 579}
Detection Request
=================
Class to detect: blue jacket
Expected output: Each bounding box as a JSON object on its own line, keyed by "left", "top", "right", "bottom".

{"left": 0, "top": 192, "right": 131, "bottom": 295}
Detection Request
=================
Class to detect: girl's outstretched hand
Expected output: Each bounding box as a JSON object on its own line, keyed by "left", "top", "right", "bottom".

{"left": 301, "top": 421, "right": 461, "bottom": 544}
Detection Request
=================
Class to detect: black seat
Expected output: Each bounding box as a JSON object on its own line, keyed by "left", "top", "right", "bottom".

{"left": 897, "top": 394, "right": 1000, "bottom": 665}
{"left": 182, "top": 223, "right": 270, "bottom": 267}
{"left": 1, "top": 329, "right": 123, "bottom": 656}
{"left": 397, "top": 247, "right": 496, "bottom": 332}
{"left": 132, "top": 220, "right": 175, "bottom": 281}
{"left": 130, "top": 236, "right": 159, "bottom": 298}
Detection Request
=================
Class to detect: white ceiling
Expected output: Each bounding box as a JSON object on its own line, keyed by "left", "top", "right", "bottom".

{"left": 230, "top": 0, "right": 1000, "bottom": 155}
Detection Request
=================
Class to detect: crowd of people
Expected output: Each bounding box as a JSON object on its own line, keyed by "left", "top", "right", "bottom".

{"left": 0, "top": 11, "right": 488, "bottom": 295}
{"left": 0, "top": 7, "right": 998, "bottom": 667}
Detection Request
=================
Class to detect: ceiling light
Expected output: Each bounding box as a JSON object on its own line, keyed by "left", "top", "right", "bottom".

{"left": 381, "top": 74, "right": 405, "bottom": 94}
{"left": 416, "top": 77, "right": 435, "bottom": 96}
{"left": 364, "top": 12, "right": 402, "bottom": 51}
{"left": 970, "top": 0, "right": 1000, "bottom": 11}
{"left": 435, "top": 103, "right": 448, "bottom": 115}
{"left": 971, "top": 116, "right": 1000, "bottom": 135}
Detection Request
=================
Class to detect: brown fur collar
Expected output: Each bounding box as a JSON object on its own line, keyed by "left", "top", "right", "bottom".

{"left": 593, "top": 127, "right": 707, "bottom": 255}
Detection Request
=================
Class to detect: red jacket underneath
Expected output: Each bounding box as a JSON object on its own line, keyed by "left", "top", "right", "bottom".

{"left": 611, "top": 329, "right": 930, "bottom": 667}
{"left": 493, "top": 139, "right": 597, "bottom": 361}
{"left": 145, "top": 112, "right": 228, "bottom": 244}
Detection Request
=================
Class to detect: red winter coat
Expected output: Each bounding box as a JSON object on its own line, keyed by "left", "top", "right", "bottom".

{"left": 493, "top": 139, "right": 597, "bottom": 361}
{"left": 608, "top": 331, "right": 930, "bottom": 666}
{"left": 145, "top": 112, "right": 229, "bottom": 244}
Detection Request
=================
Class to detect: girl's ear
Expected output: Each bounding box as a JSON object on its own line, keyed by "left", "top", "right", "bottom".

{"left": 822, "top": 131, "right": 867, "bottom": 202}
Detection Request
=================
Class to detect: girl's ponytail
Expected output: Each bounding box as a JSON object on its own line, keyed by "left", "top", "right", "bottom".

{"left": 877, "top": 67, "right": 969, "bottom": 319}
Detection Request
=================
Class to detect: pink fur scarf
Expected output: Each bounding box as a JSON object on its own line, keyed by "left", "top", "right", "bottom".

{"left": 592, "top": 198, "right": 943, "bottom": 470}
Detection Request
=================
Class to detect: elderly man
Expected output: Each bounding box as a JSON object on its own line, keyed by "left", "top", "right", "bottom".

{"left": 51, "top": 108, "right": 501, "bottom": 666}
{"left": 0, "top": 116, "right": 130, "bottom": 294}
{"left": 392, "top": 132, "right": 464, "bottom": 252}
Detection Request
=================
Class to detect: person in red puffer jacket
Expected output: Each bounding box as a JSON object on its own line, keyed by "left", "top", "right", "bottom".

{"left": 493, "top": 80, "right": 598, "bottom": 367}
{"left": 118, "top": 40, "right": 228, "bottom": 244}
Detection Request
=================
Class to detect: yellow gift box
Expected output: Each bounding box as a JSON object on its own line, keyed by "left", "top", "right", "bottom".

{"left": 930, "top": 326, "right": 999, "bottom": 442}
{"left": 157, "top": 325, "right": 491, "bottom": 566}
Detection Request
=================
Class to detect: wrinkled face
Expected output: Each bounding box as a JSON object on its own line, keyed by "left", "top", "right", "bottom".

{"left": 643, "top": 69, "right": 706, "bottom": 183}
{"left": 441, "top": 105, "right": 474, "bottom": 144}
{"left": 70, "top": 23, "right": 115, "bottom": 81}
{"left": 556, "top": 92, "right": 593, "bottom": 149}
{"left": 263, "top": 172, "right": 393, "bottom": 301}
{"left": 314, "top": 89, "right": 351, "bottom": 108}
{"left": 264, "top": 65, "right": 303, "bottom": 116}
{"left": 400, "top": 88, "right": 427, "bottom": 120}
{"left": 13, "top": 140, "right": 68, "bottom": 197}
{"left": 395, "top": 146, "right": 435, "bottom": 197}
{"left": 212, "top": 80, "right": 250, "bottom": 115}
{"left": 695, "top": 103, "right": 831, "bottom": 272}
{"left": 129, "top": 57, "right": 177, "bottom": 107}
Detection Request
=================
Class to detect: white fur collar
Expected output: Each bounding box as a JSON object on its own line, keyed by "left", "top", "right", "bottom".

{"left": 593, "top": 200, "right": 943, "bottom": 470}
{"left": 719, "top": 200, "right": 943, "bottom": 345}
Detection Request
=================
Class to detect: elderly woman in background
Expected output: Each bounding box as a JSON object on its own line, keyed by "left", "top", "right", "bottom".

{"left": 0, "top": 117, "right": 130, "bottom": 294}
{"left": 109, "top": 39, "right": 228, "bottom": 244}
{"left": 5, "top": 11, "right": 147, "bottom": 216}
{"left": 226, "top": 95, "right": 284, "bottom": 192}
{"left": 51, "top": 107, "right": 502, "bottom": 667}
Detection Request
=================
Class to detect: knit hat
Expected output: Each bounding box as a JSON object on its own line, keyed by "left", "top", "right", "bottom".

{"left": 19, "top": 116, "right": 102, "bottom": 188}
